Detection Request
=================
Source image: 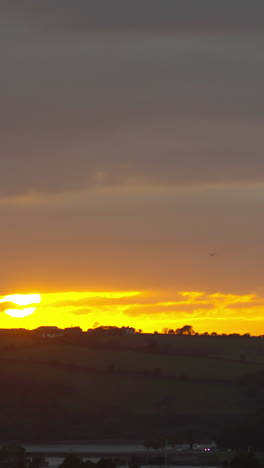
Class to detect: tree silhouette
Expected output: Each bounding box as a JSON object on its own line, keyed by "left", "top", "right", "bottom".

{"left": 175, "top": 325, "right": 195, "bottom": 335}
{"left": 97, "top": 459, "right": 115, "bottom": 468}
{"left": 0, "top": 444, "right": 27, "bottom": 468}
{"left": 58, "top": 454, "right": 83, "bottom": 468}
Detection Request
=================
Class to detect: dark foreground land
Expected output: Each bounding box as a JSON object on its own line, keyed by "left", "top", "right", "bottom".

{"left": 1, "top": 329, "right": 264, "bottom": 448}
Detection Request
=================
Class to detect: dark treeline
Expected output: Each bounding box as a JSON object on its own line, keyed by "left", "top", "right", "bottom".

{"left": 58, "top": 455, "right": 116, "bottom": 468}
{"left": 0, "top": 324, "right": 261, "bottom": 339}
{"left": 0, "top": 444, "right": 42, "bottom": 468}
{"left": 0, "top": 446, "right": 118, "bottom": 468}
{"left": 0, "top": 444, "right": 263, "bottom": 468}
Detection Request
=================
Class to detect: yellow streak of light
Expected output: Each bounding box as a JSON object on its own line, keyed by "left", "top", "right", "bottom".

{"left": 41, "top": 291, "right": 140, "bottom": 305}
{"left": 179, "top": 291, "right": 205, "bottom": 299}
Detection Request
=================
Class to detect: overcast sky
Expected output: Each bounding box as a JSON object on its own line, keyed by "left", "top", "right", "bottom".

{"left": 1, "top": 1, "right": 264, "bottom": 333}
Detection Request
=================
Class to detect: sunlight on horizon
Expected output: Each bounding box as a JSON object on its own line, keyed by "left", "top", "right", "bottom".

{"left": 0, "top": 290, "right": 141, "bottom": 323}
{"left": 0, "top": 289, "right": 264, "bottom": 335}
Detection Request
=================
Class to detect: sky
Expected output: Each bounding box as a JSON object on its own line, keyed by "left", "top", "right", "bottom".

{"left": 1, "top": 1, "right": 264, "bottom": 334}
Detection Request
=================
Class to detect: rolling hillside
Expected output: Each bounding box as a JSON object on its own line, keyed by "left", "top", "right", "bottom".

{"left": 0, "top": 330, "right": 263, "bottom": 443}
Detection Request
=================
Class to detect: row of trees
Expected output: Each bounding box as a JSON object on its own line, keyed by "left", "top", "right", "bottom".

{"left": 0, "top": 447, "right": 118, "bottom": 468}
{"left": 0, "top": 444, "right": 262, "bottom": 468}
{"left": 88, "top": 325, "right": 255, "bottom": 337}
{"left": 59, "top": 456, "right": 116, "bottom": 468}
{"left": 87, "top": 326, "right": 142, "bottom": 336}
{"left": 8, "top": 325, "right": 257, "bottom": 339}
{"left": 162, "top": 325, "right": 195, "bottom": 335}
{"left": 161, "top": 325, "right": 254, "bottom": 338}
{"left": 86, "top": 325, "right": 196, "bottom": 336}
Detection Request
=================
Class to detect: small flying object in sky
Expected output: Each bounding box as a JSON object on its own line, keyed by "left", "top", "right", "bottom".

{"left": 209, "top": 253, "right": 217, "bottom": 257}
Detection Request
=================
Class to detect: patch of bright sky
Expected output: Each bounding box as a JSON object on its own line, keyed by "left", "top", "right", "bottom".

{"left": 0, "top": 290, "right": 264, "bottom": 336}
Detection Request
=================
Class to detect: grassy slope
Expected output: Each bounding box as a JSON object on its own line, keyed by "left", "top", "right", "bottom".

{"left": 0, "top": 332, "right": 263, "bottom": 440}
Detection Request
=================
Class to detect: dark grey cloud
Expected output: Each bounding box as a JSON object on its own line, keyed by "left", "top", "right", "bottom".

{"left": 0, "top": 1, "right": 263, "bottom": 197}
{"left": 2, "top": 1, "right": 264, "bottom": 35}
{"left": 1, "top": 28, "right": 264, "bottom": 196}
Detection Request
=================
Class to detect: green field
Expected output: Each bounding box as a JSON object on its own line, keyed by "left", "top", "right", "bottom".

{"left": 0, "top": 331, "right": 263, "bottom": 443}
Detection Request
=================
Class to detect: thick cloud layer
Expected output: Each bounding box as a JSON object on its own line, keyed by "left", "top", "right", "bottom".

{"left": 0, "top": 2, "right": 264, "bottom": 196}
{"left": 2, "top": 1, "right": 264, "bottom": 34}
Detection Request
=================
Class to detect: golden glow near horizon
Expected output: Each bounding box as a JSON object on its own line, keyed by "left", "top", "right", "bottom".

{"left": 0, "top": 291, "right": 140, "bottom": 324}
{"left": 0, "top": 289, "right": 264, "bottom": 335}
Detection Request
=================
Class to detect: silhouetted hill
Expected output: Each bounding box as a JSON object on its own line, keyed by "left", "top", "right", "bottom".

{"left": 0, "top": 330, "right": 264, "bottom": 445}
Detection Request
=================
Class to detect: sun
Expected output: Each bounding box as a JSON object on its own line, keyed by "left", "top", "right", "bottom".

{"left": 4, "top": 307, "right": 37, "bottom": 318}
{"left": 0, "top": 293, "right": 41, "bottom": 318}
